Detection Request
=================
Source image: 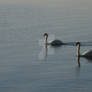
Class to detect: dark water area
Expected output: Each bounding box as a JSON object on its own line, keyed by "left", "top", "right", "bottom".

{"left": 0, "top": 3, "right": 92, "bottom": 92}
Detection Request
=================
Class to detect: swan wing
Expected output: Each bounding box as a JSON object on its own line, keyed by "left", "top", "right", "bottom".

{"left": 82, "top": 50, "right": 92, "bottom": 57}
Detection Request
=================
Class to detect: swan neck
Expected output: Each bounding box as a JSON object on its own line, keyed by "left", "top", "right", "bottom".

{"left": 76, "top": 44, "right": 80, "bottom": 57}
{"left": 44, "top": 36, "right": 48, "bottom": 46}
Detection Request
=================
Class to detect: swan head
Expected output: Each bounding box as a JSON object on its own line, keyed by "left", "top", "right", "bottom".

{"left": 76, "top": 41, "right": 80, "bottom": 46}
{"left": 43, "top": 33, "right": 48, "bottom": 39}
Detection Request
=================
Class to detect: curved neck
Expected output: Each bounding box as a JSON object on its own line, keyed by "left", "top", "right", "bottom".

{"left": 76, "top": 43, "right": 80, "bottom": 67}
{"left": 44, "top": 36, "right": 48, "bottom": 46}
{"left": 76, "top": 44, "right": 80, "bottom": 57}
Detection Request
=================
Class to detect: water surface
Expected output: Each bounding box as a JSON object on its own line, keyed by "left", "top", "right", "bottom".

{"left": 0, "top": 3, "right": 92, "bottom": 92}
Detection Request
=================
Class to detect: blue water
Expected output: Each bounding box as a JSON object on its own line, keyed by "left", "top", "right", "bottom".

{"left": 0, "top": 3, "right": 92, "bottom": 92}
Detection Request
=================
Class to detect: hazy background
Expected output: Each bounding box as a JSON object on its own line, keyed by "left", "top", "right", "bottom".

{"left": 0, "top": 0, "right": 92, "bottom": 7}
{"left": 1, "top": 0, "right": 92, "bottom": 15}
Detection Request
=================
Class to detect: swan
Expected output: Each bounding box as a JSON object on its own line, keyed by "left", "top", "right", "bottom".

{"left": 76, "top": 42, "right": 92, "bottom": 58}
{"left": 43, "top": 33, "right": 63, "bottom": 46}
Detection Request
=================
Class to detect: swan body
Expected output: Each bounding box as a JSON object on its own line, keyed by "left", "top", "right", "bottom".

{"left": 48, "top": 40, "right": 63, "bottom": 46}
{"left": 76, "top": 42, "right": 92, "bottom": 58}
{"left": 81, "top": 50, "right": 92, "bottom": 57}
{"left": 43, "top": 33, "right": 63, "bottom": 46}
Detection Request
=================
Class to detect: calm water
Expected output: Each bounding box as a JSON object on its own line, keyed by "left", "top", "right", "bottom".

{"left": 0, "top": 3, "right": 92, "bottom": 92}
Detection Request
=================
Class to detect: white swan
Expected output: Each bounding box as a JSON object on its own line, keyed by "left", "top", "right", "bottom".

{"left": 43, "top": 33, "right": 63, "bottom": 46}
{"left": 76, "top": 42, "right": 92, "bottom": 58}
